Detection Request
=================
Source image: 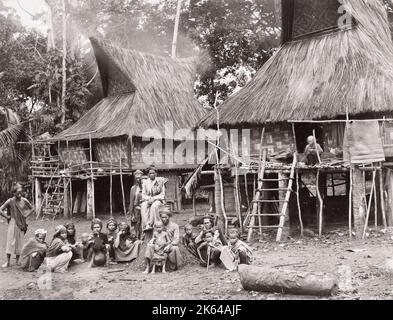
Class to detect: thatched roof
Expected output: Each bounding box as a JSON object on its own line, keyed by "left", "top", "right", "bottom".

{"left": 198, "top": 0, "right": 393, "bottom": 128}
{"left": 56, "top": 38, "right": 206, "bottom": 141}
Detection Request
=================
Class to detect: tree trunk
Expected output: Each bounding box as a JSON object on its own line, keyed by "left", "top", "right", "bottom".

{"left": 61, "top": 0, "right": 67, "bottom": 124}
{"left": 238, "top": 265, "right": 338, "bottom": 296}
{"left": 352, "top": 168, "right": 366, "bottom": 237}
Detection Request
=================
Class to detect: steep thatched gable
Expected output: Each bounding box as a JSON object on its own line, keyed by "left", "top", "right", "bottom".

{"left": 56, "top": 38, "right": 206, "bottom": 141}
{"left": 198, "top": 0, "right": 393, "bottom": 128}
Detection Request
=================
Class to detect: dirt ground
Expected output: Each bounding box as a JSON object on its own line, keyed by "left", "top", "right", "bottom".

{"left": 1, "top": 211, "right": 393, "bottom": 300}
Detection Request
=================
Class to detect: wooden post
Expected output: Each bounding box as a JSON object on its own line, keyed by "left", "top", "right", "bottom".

{"left": 312, "top": 129, "right": 321, "bottom": 164}
{"left": 88, "top": 134, "right": 95, "bottom": 218}
{"left": 34, "top": 178, "right": 42, "bottom": 218}
{"left": 119, "top": 151, "right": 126, "bottom": 216}
{"left": 295, "top": 169, "right": 304, "bottom": 237}
{"left": 63, "top": 178, "right": 70, "bottom": 219}
{"left": 362, "top": 169, "right": 376, "bottom": 238}
{"left": 316, "top": 170, "right": 324, "bottom": 237}
{"left": 348, "top": 166, "right": 353, "bottom": 238}
{"left": 352, "top": 167, "right": 366, "bottom": 237}
{"left": 386, "top": 169, "right": 393, "bottom": 226}
{"left": 87, "top": 179, "right": 94, "bottom": 219}
{"left": 176, "top": 176, "right": 182, "bottom": 211}
{"left": 192, "top": 193, "right": 196, "bottom": 216}
{"left": 379, "top": 166, "right": 387, "bottom": 229}
{"left": 109, "top": 143, "right": 113, "bottom": 217}
{"left": 234, "top": 161, "right": 243, "bottom": 233}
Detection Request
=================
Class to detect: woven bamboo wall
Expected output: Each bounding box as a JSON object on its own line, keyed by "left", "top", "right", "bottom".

{"left": 94, "top": 139, "right": 129, "bottom": 166}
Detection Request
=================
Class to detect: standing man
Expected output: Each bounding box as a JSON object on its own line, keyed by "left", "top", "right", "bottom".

{"left": 140, "top": 166, "right": 166, "bottom": 231}
{"left": 128, "top": 170, "right": 144, "bottom": 239}
{"left": 0, "top": 184, "right": 34, "bottom": 268}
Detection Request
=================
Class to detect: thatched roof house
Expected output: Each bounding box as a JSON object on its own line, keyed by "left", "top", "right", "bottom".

{"left": 198, "top": 0, "right": 393, "bottom": 128}
{"left": 57, "top": 38, "right": 205, "bottom": 141}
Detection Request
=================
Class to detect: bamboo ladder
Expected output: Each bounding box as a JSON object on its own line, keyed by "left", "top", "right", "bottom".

{"left": 244, "top": 153, "right": 297, "bottom": 242}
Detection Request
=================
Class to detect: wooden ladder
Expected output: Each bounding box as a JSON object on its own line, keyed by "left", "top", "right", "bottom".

{"left": 244, "top": 154, "right": 297, "bottom": 242}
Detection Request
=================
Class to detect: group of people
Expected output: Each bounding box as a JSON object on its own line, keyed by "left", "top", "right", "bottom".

{"left": 0, "top": 166, "right": 253, "bottom": 274}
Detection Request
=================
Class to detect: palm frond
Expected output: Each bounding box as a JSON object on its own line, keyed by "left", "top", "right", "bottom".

{"left": 0, "top": 124, "right": 24, "bottom": 147}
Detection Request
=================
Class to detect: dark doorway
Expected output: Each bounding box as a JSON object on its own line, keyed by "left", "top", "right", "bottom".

{"left": 294, "top": 123, "right": 324, "bottom": 153}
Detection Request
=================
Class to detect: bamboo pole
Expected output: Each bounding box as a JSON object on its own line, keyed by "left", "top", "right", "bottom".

{"left": 312, "top": 129, "right": 321, "bottom": 164}
{"left": 244, "top": 173, "right": 250, "bottom": 209}
{"left": 213, "top": 91, "right": 228, "bottom": 235}
{"left": 171, "top": 0, "right": 182, "bottom": 59}
{"left": 379, "top": 164, "right": 387, "bottom": 229}
{"left": 295, "top": 158, "right": 304, "bottom": 237}
{"left": 234, "top": 159, "right": 243, "bottom": 233}
{"left": 316, "top": 169, "right": 323, "bottom": 237}
{"left": 109, "top": 144, "right": 113, "bottom": 217}
{"left": 88, "top": 134, "right": 95, "bottom": 218}
{"left": 362, "top": 168, "right": 376, "bottom": 239}
{"left": 257, "top": 128, "right": 266, "bottom": 236}
{"left": 119, "top": 150, "right": 126, "bottom": 216}
{"left": 349, "top": 166, "right": 353, "bottom": 238}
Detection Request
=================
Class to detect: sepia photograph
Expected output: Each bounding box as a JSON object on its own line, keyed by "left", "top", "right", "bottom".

{"left": 0, "top": 0, "right": 393, "bottom": 307}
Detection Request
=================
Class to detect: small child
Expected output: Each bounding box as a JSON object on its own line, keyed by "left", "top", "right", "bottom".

{"left": 106, "top": 218, "right": 118, "bottom": 264}
{"left": 197, "top": 231, "right": 223, "bottom": 267}
{"left": 182, "top": 223, "right": 198, "bottom": 258}
{"left": 80, "top": 233, "right": 90, "bottom": 261}
{"left": 144, "top": 221, "right": 171, "bottom": 274}
{"left": 220, "top": 229, "right": 253, "bottom": 271}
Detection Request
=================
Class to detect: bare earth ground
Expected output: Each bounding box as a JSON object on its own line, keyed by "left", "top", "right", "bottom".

{"left": 1, "top": 211, "right": 393, "bottom": 300}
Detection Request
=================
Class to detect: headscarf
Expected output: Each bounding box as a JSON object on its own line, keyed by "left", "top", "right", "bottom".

{"left": 106, "top": 218, "right": 118, "bottom": 230}
{"left": 35, "top": 229, "right": 47, "bottom": 237}
{"left": 134, "top": 170, "right": 143, "bottom": 178}
{"left": 52, "top": 225, "right": 66, "bottom": 242}
{"left": 91, "top": 218, "right": 103, "bottom": 231}
{"left": 118, "top": 222, "right": 131, "bottom": 237}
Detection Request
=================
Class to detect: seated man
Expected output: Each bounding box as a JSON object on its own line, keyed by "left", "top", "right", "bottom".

{"left": 302, "top": 136, "right": 323, "bottom": 165}
{"left": 144, "top": 209, "right": 182, "bottom": 272}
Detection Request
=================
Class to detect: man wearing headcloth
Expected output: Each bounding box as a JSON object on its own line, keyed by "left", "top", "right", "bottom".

{"left": 0, "top": 184, "right": 34, "bottom": 268}
{"left": 20, "top": 229, "right": 48, "bottom": 272}
{"left": 140, "top": 166, "right": 166, "bottom": 232}
{"left": 128, "top": 170, "right": 144, "bottom": 239}
{"left": 144, "top": 208, "right": 182, "bottom": 272}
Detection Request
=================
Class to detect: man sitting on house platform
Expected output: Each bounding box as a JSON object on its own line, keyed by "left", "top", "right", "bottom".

{"left": 302, "top": 136, "right": 323, "bottom": 165}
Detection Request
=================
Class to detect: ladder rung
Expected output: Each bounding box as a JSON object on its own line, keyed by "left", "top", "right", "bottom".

{"left": 250, "top": 213, "right": 283, "bottom": 217}
{"left": 252, "top": 199, "right": 289, "bottom": 203}
{"left": 257, "top": 188, "right": 293, "bottom": 192}
{"left": 259, "top": 178, "right": 293, "bottom": 182}
{"left": 246, "top": 225, "right": 281, "bottom": 229}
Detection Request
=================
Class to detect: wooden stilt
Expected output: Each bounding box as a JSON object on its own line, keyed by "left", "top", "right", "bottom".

{"left": 192, "top": 193, "right": 196, "bottom": 216}
{"left": 379, "top": 165, "right": 387, "bottom": 229}
{"left": 109, "top": 143, "right": 113, "bottom": 217}
{"left": 362, "top": 168, "right": 376, "bottom": 238}
{"left": 234, "top": 160, "right": 243, "bottom": 233}
{"left": 312, "top": 130, "right": 321, "bottom": 164}
{"left": 349, "top": 166, "right": 353, "bottom": 238}
{"left": 244, "top": 173, "right": 250, "bottom": 208}
{"left": 119, "top": 151, "right": 126, "bottom": 216}
{"left": 87, "top": 179, "right": 94, "bottom": 219}
{"left": 34, "top": 178, "right": 42, "bottom": 218}
{"left": 316, "top": 170, "right": 323, "bottom": 237}
{"left": 63, "top": 178, "right": 70, "bottom": 219}
{"left": 353, "top": 167, "right": 366, "bottom": 237}
{"left": 295, "top": 165, "right": 304, "bottom": 237}
{"left": 257, "top": 128, "right": 265, "bottom": 236}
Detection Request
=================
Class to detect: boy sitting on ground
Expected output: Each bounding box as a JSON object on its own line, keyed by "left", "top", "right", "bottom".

{"left": 220, "top": 229, "right": 253, "bottom": 271}
{"left": 197, "top": 231, "right": 223, "bottom": 267}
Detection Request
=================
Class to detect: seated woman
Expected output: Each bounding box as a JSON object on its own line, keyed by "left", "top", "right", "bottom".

{"left": 65, "top": 222, "right": 83, "bottom": 263}
{"left": 113, "top": 222, "right": 142, "bottom": 263}
{"left": 20, "top": 229, "right": 48, "bottom": 272}
{"left": 46, "top": 225, "right": 73, "bottom": 273}
{"left": 87, "top": 219, "right": 109, "bottom": 267}
{"left": 220, "top": 229, "right": 253, "bottom": 271}
{"left": 144, "top": 221, "right": 171, "bottom": 274}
